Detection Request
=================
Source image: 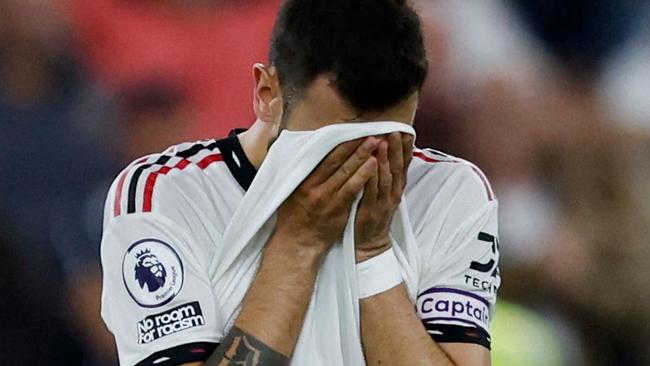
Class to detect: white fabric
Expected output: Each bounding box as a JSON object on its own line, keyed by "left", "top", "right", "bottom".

{"left": 101, "top": 213, "right": 223, "bottom": 366}
{"left": 209, "top": 122, "right": 420, "bottom": 366}
{"left": 357, "top": 246, "right": 404, "bottom": 299}
{"left": 100, "top": 132, "right": 500, "bottom": 365}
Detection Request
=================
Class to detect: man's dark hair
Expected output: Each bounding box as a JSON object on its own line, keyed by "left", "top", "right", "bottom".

{"left": 270, "top": 0, "right": 428, "bottom": 114}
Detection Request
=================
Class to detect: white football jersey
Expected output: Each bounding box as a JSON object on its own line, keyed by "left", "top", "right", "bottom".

{"left": 100, "top": 130, "right": 500, "bottom": 366}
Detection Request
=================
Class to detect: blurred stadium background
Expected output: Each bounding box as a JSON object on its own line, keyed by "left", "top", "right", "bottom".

{"left": 1, "top": 0, "right": 649, "bottom": 365}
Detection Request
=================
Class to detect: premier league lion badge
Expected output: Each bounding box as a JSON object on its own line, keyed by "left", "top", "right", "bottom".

{"left": 122, "top": 239, "right": 184, "bottom": 308}
{"left": 135, "top": 248, "right": 167, "bottom": 292}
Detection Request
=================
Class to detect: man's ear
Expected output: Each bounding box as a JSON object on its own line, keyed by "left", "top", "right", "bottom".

{"left": 253, "top": 63, "right": 283, "bottom": 123}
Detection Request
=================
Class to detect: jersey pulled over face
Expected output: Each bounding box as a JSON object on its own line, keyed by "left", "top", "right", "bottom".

{"left": 100, "top": 131, "right": 500, "bottom": 366}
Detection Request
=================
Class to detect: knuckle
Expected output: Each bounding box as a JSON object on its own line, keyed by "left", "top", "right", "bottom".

{"left": 340, "top": 165, "right": 353, "bottom": 177}
{"left": 360, "top": 168, "right": 374, "bottom": 180}
{"left": 326, "top": 159, "right": 343, "bottom": 173}
{"left": 308, "top": 189, "right": 324, "bottom": 205}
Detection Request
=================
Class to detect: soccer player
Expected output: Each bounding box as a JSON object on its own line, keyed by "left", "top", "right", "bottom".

{"left": 100, "top": 0, "right": 500, "bottom": 365}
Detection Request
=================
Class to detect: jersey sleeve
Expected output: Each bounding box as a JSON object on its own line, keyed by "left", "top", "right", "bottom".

{"left": 415, "top": 165, "right": 500, "bottom": 350}
{"left": 101, "top": 212, "right": 223, "bottom": 366}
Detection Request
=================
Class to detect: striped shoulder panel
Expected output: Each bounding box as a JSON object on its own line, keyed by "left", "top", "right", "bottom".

{"left": 113, "top": 140, "right": 225, "bottom": 217}
{"left": 413, "top": 148, "right": 495, "bottom": 201}
{"left": 412, "top": 148, "right": 461, "bottom": 164}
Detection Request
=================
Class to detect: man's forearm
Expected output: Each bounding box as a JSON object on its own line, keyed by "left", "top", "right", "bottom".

{"left": 207, "top": 233, "right": 325, "bottom": 366}
{"left": 208, "top": 326, "right": 289, "bottom": 366}
{"left": 360, "top": 284, "right": 454, "bottom": 366}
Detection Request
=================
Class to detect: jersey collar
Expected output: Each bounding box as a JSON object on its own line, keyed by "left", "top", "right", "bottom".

{"left": 214, "top": 129, "right": 257, "bottom": 191}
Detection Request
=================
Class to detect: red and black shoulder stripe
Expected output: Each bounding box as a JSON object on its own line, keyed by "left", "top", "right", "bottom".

{"left": 413, "top": 148, "right": 495, "bottom": 202}
{"left": 112, "top": 131, "right": 257, "bottom": 217}
{"left": 113, "top": 140, "right": 224, "bottom": 217}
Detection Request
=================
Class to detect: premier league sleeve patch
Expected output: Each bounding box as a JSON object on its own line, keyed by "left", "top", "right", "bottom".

{"left": 122, "top": 239, "right": 185, "bottom": 308}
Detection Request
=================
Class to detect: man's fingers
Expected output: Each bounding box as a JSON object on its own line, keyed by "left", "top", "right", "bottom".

{"left": 402, "top": 134, "right": 414, "bottom": 185}
{"left": 387, "top": 132, "right": 405, "bottom": 198}
{"left": 376, "top": 140, "right": 392, "bottom": 203}
{"left": 338, "top": 157, "right": 377, "bottom": 202}
{"left": 324, "top": 137, "right": 379, "bottom": 190}
{"left": 306, "top": 139, "right": 365, "bottom": 185}
{"left": 360, "top": 158, "right": 380, "bottom": 207}
{"left": 402, "top": 134, "right": 414, "bottom": 169}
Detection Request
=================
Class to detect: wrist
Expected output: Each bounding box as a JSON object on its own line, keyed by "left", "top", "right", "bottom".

{"left": 265, "top": 230, "right": 328, "bottom": 271}
{"left": 356, "top": 247, "right": 403, "bottom": 299}
{"left": 355, "top": 238, "right": 392, "bottom": 263}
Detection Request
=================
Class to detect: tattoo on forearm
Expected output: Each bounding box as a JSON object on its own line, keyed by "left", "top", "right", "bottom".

{"left": 211, "top": 327, "right": 289, "bottom": 366}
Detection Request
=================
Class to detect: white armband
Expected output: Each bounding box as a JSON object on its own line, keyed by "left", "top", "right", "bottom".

{"left": 356, "top": 248, "right": 403, "bottom": 299}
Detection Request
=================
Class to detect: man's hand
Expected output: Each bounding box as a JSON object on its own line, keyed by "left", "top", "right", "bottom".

{"left": 356, "top": 133, "right": 489, "bottom": 366}
{"left": 209, "top": 136, "right": 381, "bottom": 365}
{"left": 355, "top": 132, "right": 413, "bottom": 262}
{"left": 276, "top": 136, "right": 381, "bottom": 256}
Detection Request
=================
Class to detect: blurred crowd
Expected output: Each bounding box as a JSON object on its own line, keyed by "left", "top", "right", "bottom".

{"left": 0, "top": 1, "right": 648, "bottom": 365}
